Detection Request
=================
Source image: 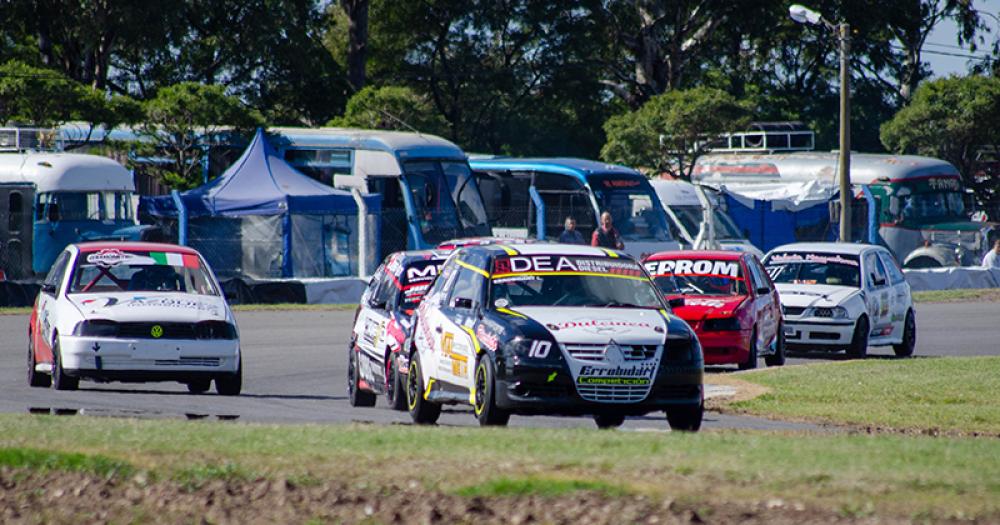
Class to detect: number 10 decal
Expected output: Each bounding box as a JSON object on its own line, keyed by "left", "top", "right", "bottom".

{"left": 528, "top": 340, "right": 552, "bottom": 358}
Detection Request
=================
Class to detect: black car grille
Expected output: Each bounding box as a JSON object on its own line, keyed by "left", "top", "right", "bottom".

{"left": 117, "top": 322, "right": 197, "bottom": 339}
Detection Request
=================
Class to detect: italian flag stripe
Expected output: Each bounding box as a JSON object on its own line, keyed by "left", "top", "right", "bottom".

{"left": 150, "top": 252, "right": 199, "bottom": 268}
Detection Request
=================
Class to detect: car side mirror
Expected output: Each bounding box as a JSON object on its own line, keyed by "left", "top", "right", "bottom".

{"left": 756, "top": 286, "right": 770, "bottom": 295}
{"left": 452, "top": 297, "right": 476, "bottom": 310}
{"left": 668, "top": 297, "right": 685, "bottom": 308}
{"left": 41, "top": 283, "right": 56, "bottom": 295}
{"left": 370, "top": 299, "right": 387, "bottom": 310}
{"left": 873, "top": 276, "right": 886, "bottom": 287}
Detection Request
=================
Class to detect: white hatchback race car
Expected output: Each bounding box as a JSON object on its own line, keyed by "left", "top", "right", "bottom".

{"left": 762, "top": 242, "right": 915, "bottom": 358}
{"left": 28, "top": 242, "right": 242, "bottom": 394}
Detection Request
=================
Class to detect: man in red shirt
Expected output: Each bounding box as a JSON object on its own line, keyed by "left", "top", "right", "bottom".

{"left": 591, "top": 211, "right": 624, "bottom": 250}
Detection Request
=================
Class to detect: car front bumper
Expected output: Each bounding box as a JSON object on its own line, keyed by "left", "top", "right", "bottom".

{"left": 495, "top": 361, "right": 703, "bottom": 416}
{"left": 783, "top": 318, "right": 855, "bottom": 347}
{"left": 696, "top": 329, "right": 752, "bottom": 365}
{"left": 58, "top": 335, "right": 240, "bottom": 380}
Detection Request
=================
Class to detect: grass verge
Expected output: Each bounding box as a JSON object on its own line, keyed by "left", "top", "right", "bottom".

{"left": 725, "top": 356, "right": 1000, "bottom": 435}
{"left": 0, "top": 414, "right": 997, "bottom": 520}
{"left": 912, "top": 288, "right": 1000, "bottom": 303}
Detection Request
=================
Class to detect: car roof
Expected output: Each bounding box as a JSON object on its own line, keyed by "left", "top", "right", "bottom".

{"left": 466, "top": 242, "right": 626, "bottom": 259}
{"left": 767, "top": 242, "right": 878, "bottom": 256}
{"left": 644, "top": 250, "right": 743, "bottom": 262}
{"left": 74, "top": 241, "right": 202, "bottom": 256}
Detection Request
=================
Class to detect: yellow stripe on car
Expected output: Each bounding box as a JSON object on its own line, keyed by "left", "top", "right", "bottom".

{"left": 496, "top": 307, "right": 527, "bottom": 318}
{"left": 456, "top": 259, "right": 489, "bottom": 277}
{"left": 498, "top": 245, "right": 519, "bottom": 255}
{"left": 460, "top": 325, "right": 482, "bottom": 354}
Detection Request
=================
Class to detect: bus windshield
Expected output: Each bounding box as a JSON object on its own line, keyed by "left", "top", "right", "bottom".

{"left": 900, "top": 191, "right": 965, "bottom": 222}
{"left": 587, "top": 174, "right": 672, "bottom": 242}
{"left": 669, "top": 205, "right": 743, "bottom": 240}
{"left": 404, "top": 161, "right": 491, "bottom": 244}
{"left": 36, "top": 191, "right": 134, "bottom": 222}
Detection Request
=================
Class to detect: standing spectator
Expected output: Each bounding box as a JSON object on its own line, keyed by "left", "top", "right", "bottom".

{"left": 982, "top": 239, "right": 1000, "bottom": 268}
{"left": 558, "top": 216, "right": 585, "bottom": 245}
{"left": 591, "top": 211, "right": 624, "bottom": 250}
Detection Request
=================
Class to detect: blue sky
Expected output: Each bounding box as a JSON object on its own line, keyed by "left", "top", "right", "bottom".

{"left": 925, "top": 0, "right": 999, "bottom": 77}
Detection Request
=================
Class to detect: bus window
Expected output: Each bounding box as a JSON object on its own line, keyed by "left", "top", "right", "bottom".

{"left": 532, "top": 172, "right": 594, "bottom": 239}
{"left": 475, "top": 170, "right": 531, "bottom": 228}
{"left": 442, "top": 161, "right": 490, "bottom": 234}
{"left": 404, "top": 161, "right": 463, "bottom": 244}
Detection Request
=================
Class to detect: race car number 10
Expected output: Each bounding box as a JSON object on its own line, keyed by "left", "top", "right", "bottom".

{"left": 528, "top": 340, "right": 552, "bottom": 359}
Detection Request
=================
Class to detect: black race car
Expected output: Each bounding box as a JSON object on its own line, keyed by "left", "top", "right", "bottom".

{"left": 405, "top": 243, "right": 704, "bottom": 430}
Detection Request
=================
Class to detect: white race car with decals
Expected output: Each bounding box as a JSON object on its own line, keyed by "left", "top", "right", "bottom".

{"left": 28, "top": 242, "right": 241, "bottom": 394}
{"left": 349, "top": 249, "right": 449, "bottom": 409}
{"left": 404, "top": 243, "right": 705, "bottom": 430}
{"left": 763, "top": 242, "right": 915, "bottom": 358}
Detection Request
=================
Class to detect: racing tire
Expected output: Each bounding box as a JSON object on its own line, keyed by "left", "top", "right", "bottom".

{"left": 348, "top": 347, "right": 376, "bottom": 407}
{"left": 764, "top": 324, "right": 786, "bottom": 367}
{"left": 407, "top": 352, "right": 441, "bottom": 424}
{"left": 187, "top": 379, "right": 211, "bottom": 394}
{"left": 51, "top": 341, "right": 78, "bottom": 391}
{"left": 738, "top": 329, "right": 758, "bottom": 370}
{"left": 385, "top": 353, "right": 407, "bottom": 411}
{"left": 892, "top": 310, "right": 916, "bottom": 358}
{"left": 27, "top": 336, "right": 50, "bottom": 388}
{"left": 474, "top": 355, "right": 510, "bottom": 427}
{"left": 593, "top": 413, "right": 626, "bottom": 429}
{"left": 215, "top": 356, "right": 242, "bottom": 396}
{"left": 666, "top": 402, "right": 703, "bottom": 432}
{"left": 847, "top": 316, "right": 869, "bottom": 359}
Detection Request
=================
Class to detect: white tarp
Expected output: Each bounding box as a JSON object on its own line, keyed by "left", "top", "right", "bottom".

{"left": 903, "top": 267, "right": 1000, "bottom": 291}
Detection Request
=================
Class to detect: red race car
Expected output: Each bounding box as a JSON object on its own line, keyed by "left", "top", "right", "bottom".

{"left": 643, "top": 250, "right": 785, "bottom": 369}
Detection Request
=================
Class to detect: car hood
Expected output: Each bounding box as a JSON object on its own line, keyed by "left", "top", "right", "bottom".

{"left": 68, "top": 292, "right": 229, "bottom": 323}
{"left": 774, "top": 284, "right": 860, "bottom": 308}
{"left": 671, "top": 295, "right": 747, "bottom": 321}
{"left": 513, "top": 306, "right": 667, "bottom": 345}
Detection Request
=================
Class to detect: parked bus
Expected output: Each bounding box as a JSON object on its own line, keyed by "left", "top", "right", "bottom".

{"left": 61, "top": 125, "right": 492, "bottom": 259}
{"left": 470, "top": 157, "right": 680, "bottom": 258}
{"left": 650, "top": 179, "right": 763, "bottom": 259}
{"left": 693, "top": 152, "right": 996, "bottom": 267}
{"left": 0, "top": 128, "right": 143, "bottom": 277}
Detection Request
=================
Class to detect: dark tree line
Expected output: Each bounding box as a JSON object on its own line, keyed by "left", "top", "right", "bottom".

{"left": 1, "top": 0, "right": 999, "bottom": 190}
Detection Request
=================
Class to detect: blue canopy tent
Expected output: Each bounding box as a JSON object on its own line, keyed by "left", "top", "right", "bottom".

{"left": 140, "top": 129, "right": 380, "bottom": 278}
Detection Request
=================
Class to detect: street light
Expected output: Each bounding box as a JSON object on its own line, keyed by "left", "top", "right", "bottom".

{"left": 789, "top": 4, "right": 852, "bottom": 243}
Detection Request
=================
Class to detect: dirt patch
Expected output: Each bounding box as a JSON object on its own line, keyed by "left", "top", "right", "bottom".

{"left": 0, "top": 468, "right": 971, "bottom": 524}
{"left": 704, "top": 374, "right": 770, "bottom": 411}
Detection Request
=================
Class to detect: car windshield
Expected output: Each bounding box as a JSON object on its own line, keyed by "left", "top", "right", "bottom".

{"left": 489, "top": 255, "right": 663, "bottom": 308}
{"left": 588, "top": 175, "right": 672, "bottom": 242}
{"left": 764, "top": 252, "right": 861, "bottom": 288}
{"left": 645, "top": 258, "right": 746, "bottom": 296}
{"left": 404, "top": 161, "right": 491, "bottom": 244}
{"left": 68, "top": 248, "right": 218, "bottom": 295}
{"left": 399, "top": 259, "right": 444, "bottom": 309}
{"left": 669, "top": 205, "right": 743, "bottom": 240}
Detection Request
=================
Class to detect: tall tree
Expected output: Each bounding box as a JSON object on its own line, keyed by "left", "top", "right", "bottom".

{"left": 601, "top": 87, "right": 750, "bottom": 178}
{"left": 881, "top": 76, "right": 1000, "bottom": 210}
{"left": 341, "top": 0, "right": 369, "bottom": 91}
{"left": 138, "top": 82, "right": 263, "bottom": 189}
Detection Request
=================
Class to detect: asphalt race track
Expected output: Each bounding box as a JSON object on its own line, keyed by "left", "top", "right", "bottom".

{"left": 1, "top": 301, "right": 997, "bottom": 431}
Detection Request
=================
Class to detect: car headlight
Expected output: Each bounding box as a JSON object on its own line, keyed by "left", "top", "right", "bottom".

{"left": 703, "top": 318, "right": 741, "bottom": 331}
{"left": 73, "top": 319, "right": 119, "bottom": 337}
{"left": 812, "top": 306, "right": 849, "bottom": 319}
{"left": 195, "top": 321, "right": 238, "bottom": 340}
